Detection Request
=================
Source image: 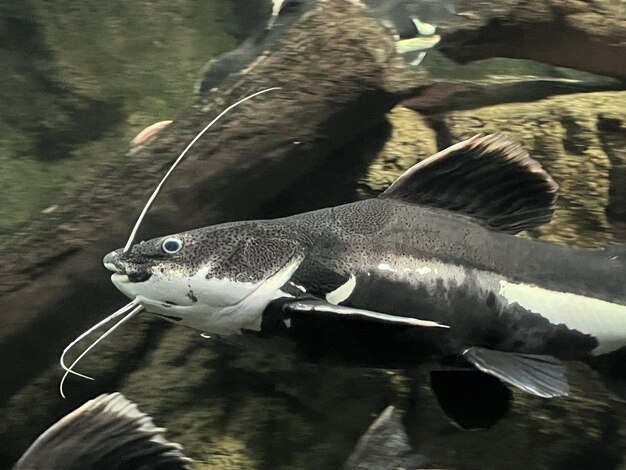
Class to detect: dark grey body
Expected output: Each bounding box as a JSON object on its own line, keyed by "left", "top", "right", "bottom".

{"left": 103, "top": 133, "right": 626, "bottom": 427}
{"left": 233, "top": 198, "right": 624, "bottom": 368}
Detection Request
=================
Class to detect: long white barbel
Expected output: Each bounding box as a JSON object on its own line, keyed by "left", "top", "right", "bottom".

{"left": 60, "top": 304, "right": 143, "bottom": 398}
{"left": 58, "top": 88, "right": 281, "bottom": 396}
{"left": 59, "top": 299, "right": 139, "bottom": 379}
{"left": 122, "top": 86, "right": 281, "bottom": 252}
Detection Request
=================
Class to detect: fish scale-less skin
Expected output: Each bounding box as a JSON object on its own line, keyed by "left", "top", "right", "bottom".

{"left": 293, "top": 217, "right": 575, "bottom": 358}
{"left": 281, "top": 198, "right": 624, "bottom": 305}
{"left": 249, "top": 197, "right": 623, "bottom": 361}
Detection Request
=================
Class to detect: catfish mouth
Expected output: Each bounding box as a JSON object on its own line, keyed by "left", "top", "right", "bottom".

{"left": 103, "top": 251, "right": 152, "bottom": 283}
{"left": 111, "top": 271, "right": 153, "bottom": 283}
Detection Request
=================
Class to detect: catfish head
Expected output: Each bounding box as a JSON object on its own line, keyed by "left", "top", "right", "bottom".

{"left": 103, "top": 221, "right": 304, "bottom": 335}
{"left": 59, "top": 88, "right": 285, "bottom": 398}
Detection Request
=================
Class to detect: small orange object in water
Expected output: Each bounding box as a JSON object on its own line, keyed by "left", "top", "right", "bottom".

{"left": 131, "top": 120, "right": 172, "bottom": 146}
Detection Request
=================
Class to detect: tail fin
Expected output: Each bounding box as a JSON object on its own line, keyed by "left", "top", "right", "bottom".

{"left": 14, "top": 393, "right": 192, "bottom": 470}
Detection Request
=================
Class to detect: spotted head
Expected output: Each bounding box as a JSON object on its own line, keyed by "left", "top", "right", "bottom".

{"left": 103, "top": 221, "right": 304, "bottom": 335}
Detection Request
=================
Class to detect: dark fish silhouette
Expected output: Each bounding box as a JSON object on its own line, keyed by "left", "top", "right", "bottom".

{"left": 345, "top": 406, "right": 430, "bottom": 470}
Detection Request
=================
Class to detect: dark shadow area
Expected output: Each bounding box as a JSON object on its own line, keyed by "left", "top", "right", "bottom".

{"left": 260, "top": 117, "right": 393, "bottom": 218}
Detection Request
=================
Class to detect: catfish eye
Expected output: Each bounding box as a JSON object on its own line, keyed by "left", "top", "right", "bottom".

{"left": 162, "top": 237, "right": 183, "bottom": 254}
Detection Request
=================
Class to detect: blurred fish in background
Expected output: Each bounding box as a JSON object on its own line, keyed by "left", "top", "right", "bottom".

{"left": 13, "top": 394, "right": 191, "bottom": 470}
{"left": 198, "top": 0, "right": 446, "bottom": 95}
{"left": 363, "top": 0, "right": 457, "bottom": 65}
{"left": 14, "top": 394, "right": 431, "bottom": 470}
{"left": 345, "top": 406, "right": 431, "bottom": 470}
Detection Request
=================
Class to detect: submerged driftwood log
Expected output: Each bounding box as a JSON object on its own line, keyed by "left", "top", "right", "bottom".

{"left": 438, "top": 0, "right": 626, "bottom": 80}
{"left": 0, "top": 0, "right": 420, "bottom": 403}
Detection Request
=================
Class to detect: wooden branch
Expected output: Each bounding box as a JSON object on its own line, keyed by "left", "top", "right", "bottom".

{"left": 437, "top": 0, "right": 626, "bottom": 80}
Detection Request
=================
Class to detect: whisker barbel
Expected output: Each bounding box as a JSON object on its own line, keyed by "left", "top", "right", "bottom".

{"left": 59, "top": 87, "right": 280, "bottom": 398}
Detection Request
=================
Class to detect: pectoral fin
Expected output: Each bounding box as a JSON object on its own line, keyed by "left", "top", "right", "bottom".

{"left": 463, "top": 347, "right": 570, "bottom": 397}
{"left": 281, "top": 299, "right": 449, "bottom": 328}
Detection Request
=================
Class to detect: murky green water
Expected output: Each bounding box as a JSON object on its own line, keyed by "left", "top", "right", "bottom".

{"left": 1, "top": 1, "right": 626, "bottom": 469}
{"left": 0, "top": 0, "right": 265, "bottom": 235}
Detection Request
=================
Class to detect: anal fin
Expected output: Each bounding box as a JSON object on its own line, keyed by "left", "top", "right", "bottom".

{"left": 463, "top": 347, "right": 570, "bottom": 397}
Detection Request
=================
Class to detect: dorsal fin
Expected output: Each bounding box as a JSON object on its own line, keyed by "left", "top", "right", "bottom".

{"left": 380, "top": 133, "right": 559, "bottom": 233}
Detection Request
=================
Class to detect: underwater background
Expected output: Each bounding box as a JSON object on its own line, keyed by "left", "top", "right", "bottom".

{"left": 1, "top": 0, "right": 625, "bottom": 468}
